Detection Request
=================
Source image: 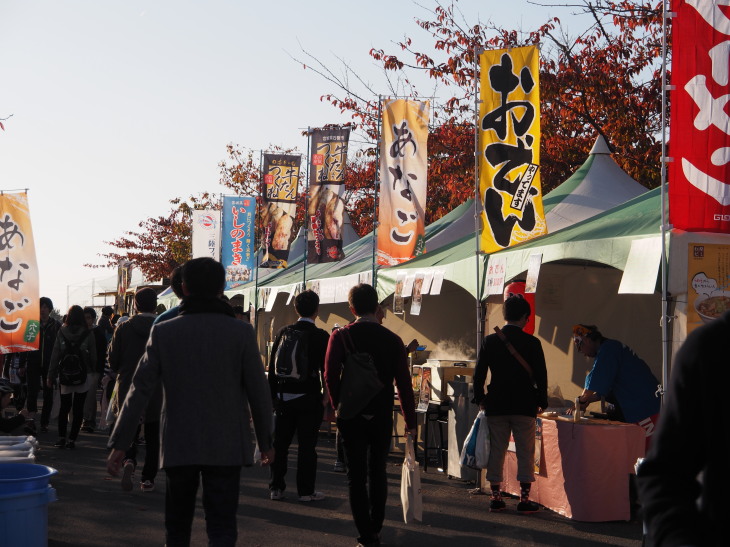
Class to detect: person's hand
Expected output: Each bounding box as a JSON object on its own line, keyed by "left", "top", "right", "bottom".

{"left": 406, "top": 428, "right": 418, "bottom": 438}
{"left": 19, "top": 408, "right": 29, "bottom": 418}
{"left": 406, "top": 339, "right": 419, "bottom": 354}
{"left": 260, "top": 448, "right": 275, "bottom": 466}
{"left": 107, "top": 448, "right": 126, "bottom": 476}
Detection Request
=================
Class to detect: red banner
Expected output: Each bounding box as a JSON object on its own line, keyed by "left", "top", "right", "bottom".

{"left": 670, "top": 1, "right": 730, "bottom": 232}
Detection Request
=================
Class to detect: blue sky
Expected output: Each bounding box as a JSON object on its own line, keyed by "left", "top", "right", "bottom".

{"left": 0, "top": 0, "right": 574, "bottom": 310}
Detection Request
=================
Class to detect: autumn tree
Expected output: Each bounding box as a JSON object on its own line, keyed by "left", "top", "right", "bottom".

{"left": 89, "top": 193, "right": 217, "bottom": 281}
{"left": 296, "top": 0, "right": 664, "bottom": 233}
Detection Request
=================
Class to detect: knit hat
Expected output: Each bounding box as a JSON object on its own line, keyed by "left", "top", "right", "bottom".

{"left": 134, "top": 287, "right": 158, "bottom": 313}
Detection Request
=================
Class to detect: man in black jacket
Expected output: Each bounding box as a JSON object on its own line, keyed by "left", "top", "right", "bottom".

{"left": 108, "top": 287, "right": 160, "bottom": 492}
{"left": 637, "top": 311, "right": 727, "bottom": 546}
{"left": 81, "top": 307, "right": 109, "bottom": 433}
{"left": 268, "top": 289, "right": 330, "bottom": 502}
{"left": 26, "top": 296, "right": 61, "bottom": 432}
{"left": 473, "top": 295, "right": 548, "bottom": 514}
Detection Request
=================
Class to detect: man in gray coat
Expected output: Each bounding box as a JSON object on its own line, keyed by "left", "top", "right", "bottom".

{"left": 107, "top": 258, "right": 274, "bottom": 547}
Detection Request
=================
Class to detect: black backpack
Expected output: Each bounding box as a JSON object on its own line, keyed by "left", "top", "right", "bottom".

{"left": 273, "top": 326, "right": 311, "bottom": 382}
{"left": 58, "top": 332, "right": 88, "bottom": 387}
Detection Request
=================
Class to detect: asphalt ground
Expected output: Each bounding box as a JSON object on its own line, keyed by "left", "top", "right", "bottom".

{"left": 17, "top": 420, "right": 646, "bottom": 547}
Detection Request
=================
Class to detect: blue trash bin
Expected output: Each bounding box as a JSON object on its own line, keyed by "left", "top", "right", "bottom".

{"left": 0, "top": 463, "right": 58, "bottom": 546}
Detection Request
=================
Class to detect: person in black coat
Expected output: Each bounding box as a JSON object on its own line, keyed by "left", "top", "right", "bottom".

{"left": 637, "top": 311, "right": 728, "bottom": 546}
{"left": 267, "top": 289, "right": 330, "bottom": 502}
{"left": 473, "top": 295, "right": 548, "bottom": 514}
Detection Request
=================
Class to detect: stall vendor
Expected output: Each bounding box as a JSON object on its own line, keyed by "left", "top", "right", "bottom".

{"left": 572, "top": 324, "right": 660, "bottom": 448}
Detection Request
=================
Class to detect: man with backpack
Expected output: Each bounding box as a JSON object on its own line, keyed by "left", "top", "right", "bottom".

{"left": 268, "top": 289, "right": 330, "bottom": 502}
{"left": 325, "top": 283, "right": 417, "bottom": 547}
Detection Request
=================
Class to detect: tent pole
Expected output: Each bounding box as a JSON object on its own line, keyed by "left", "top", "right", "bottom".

{"left": 474, "top": 48, "right": 483, "bottom": 356}
{"left": 372, "top": 96, "right": 383, "bottom": 289}
{"left": 659, "top": 0, "right": 670, "bottom": 405}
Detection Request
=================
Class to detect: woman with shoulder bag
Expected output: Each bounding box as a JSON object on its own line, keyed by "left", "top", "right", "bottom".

{"left": 47, "top": 305, "right": 97, "bottom": 449}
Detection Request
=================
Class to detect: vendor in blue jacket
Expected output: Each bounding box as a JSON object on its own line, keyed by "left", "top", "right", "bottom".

{"left": 572, "top": 324, "right": 660, "bottom": 448}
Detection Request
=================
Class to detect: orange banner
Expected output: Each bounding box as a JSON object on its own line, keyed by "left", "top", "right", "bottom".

{"left": 0, "top": 192, "right": 40, "bottom": 353}
{"left": 377, "top": 99, "right": 429, "bottom": 266}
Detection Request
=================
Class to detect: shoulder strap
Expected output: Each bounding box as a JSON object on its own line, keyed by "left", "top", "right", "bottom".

{"left": 493, "top": 326, "right": 534, "bottom": 380}
{"left": 338, "top": 327, "right": 357, "bottom": 355}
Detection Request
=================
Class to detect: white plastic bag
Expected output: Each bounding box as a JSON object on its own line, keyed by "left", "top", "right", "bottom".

{"left": 474, "top": 412, "right": 490, "bottom": 469}
{"left": 401, "top": 434, "right": 423, "bottom": 523}
{"left": 50, "top": 386, "right": 61, "bottom": 421}
{"left": 460, "top": 410, "right": 489, "bottom": 469}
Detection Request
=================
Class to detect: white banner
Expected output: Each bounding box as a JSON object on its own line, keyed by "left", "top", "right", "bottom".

{"left": 192, "top": 210, "right": 221, "bottom": 260}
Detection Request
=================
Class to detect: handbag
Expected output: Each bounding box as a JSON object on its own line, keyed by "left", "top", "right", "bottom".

{"left": 336, "top": 328, "right": 384, "bottom": 420}
{"left": 400, "top": 434, "right": 423, "bottom": 523}
{"left": 460, "top": 410, "right": 489, "bottom": 469}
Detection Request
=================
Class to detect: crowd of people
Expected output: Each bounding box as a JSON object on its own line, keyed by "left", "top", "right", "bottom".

{"left": 1, "top": 255, "right": 717, "bottom": 546}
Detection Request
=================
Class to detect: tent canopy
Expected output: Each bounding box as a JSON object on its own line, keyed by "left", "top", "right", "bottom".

{"left": 543, "top": 136, "right": 648, "bottom": 233}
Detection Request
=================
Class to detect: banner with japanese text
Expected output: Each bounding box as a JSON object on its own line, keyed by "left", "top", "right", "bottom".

{"left": 479, "top": 46, "right": 547, "bottom": 253}
{"left": 686, "top": 242, "right": 730, "bottom": 334}
{"left": 221, "top": 196, "right": 255, "bottom": 289}
{"left": 307, "top": 127, "right": 350, "bottom": 264}
{"left": 377, "top": 99, "right": 429, "bottom": 266}
{"left": 669, "top": 1, "right": 730, "bottom": 232}
{"left": 262, "top": 154, "right": 301, "bottom": 269}
{"left": 0, "top": 192, "right": 40, "bottom": 352}
{"left": 191, "top": 209, "right": 221, "bottom": 260}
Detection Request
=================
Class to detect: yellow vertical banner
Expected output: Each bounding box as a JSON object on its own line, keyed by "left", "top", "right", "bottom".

{"left": 377, "top": 99, "right": 429, "bottom": 266}
{"left": 0, "top": 192, "right": 40, "bottom": 353}
{"left": 479, "top": 46, "right": 547, "bottom": 254}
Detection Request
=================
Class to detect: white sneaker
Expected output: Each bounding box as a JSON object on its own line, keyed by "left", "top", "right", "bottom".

{"left": 121, "top": 461, "right": 135, "bottom": 492}
{"left": 270, "top": 489, "right": 284, "bottom": 500}
{"left": 298, "top": 491, "right": 325, "bottom": 502}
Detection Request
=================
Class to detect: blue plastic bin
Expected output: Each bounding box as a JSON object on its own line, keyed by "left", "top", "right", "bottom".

{"left": 0, "top": 463, "right": 58, "bottom": 546}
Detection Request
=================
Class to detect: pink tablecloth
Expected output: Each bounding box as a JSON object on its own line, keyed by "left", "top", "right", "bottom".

{"left": 502, "top": 417, "right": 645, "bottom": 521}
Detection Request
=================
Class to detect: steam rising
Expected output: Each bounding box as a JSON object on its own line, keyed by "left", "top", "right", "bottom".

{"left": 428, "top": 339, "right": 476, "bottom": 361}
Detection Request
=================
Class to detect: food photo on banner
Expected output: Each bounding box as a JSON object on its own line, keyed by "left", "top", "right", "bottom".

{"left": 377, "top": 99, "right": 429, "bottom": 266}
{"left": 221, "top": 196, "right": 255, "bottom": 289}
{"left": 479, "top": 45, "right": 547, "bottom": 254}
{"left": 307, "top": 127, "right": 350, "bottom": 264}
{"left": 669, "top": 0, "right": 730, "bottom": 233}
{"left": 686, "top": 242, "right": 730, "bottom": 334}
{"left": 261, "top": 153, "right": 301, "bottom": 269}
{"left": 0, "top": 191, "right": 40, "bottom": 353}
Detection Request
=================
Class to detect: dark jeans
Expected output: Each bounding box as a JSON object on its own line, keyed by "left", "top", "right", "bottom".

{"left": 338, "top": 411, "right": 393, "bottom": 545}
{"left": 124, "top": 421, "right": 160, "bottom": 482}
{"left": 58, "top": 391, "right": 87, "bottom": 440}
{"left": 164, "top": 465, "right": 241, "bottom": 547}
{"left": 39, "top": 371, "right": 54, "bottom": 428}
{"left": 25, "top": 361, "right": 41, "bottom": 413}
{"left": 269, "top": 393, "right": 324, "bottom": 496}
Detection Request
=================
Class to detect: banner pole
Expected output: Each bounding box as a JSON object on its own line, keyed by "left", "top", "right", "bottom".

{"left": 659, "top": 0, "right": 670, "bottom": 405}
{"left": 255, "top": 150, "right": 263, "bottom": 319}
{"left": 372, "top": 96, "right": 383, "bottom": 289}
{"left": 474, "top": 49, "right": 483, "bottom": 358}
{"left": 303, "top": 128, "right": 311, "bottom": 288}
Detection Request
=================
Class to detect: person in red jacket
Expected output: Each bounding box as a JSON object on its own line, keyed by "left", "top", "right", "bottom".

{"left": 325, "top": 283, "right": 416, "bottom": 547}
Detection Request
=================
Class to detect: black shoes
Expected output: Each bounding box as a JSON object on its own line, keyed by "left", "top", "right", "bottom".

{"left": 517, "top": 500, "right": 540, "bottom": 513}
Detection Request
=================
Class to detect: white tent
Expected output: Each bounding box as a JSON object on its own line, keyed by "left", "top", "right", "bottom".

{"left": 543, "top": 136, "right": 648, "bottom": 233}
